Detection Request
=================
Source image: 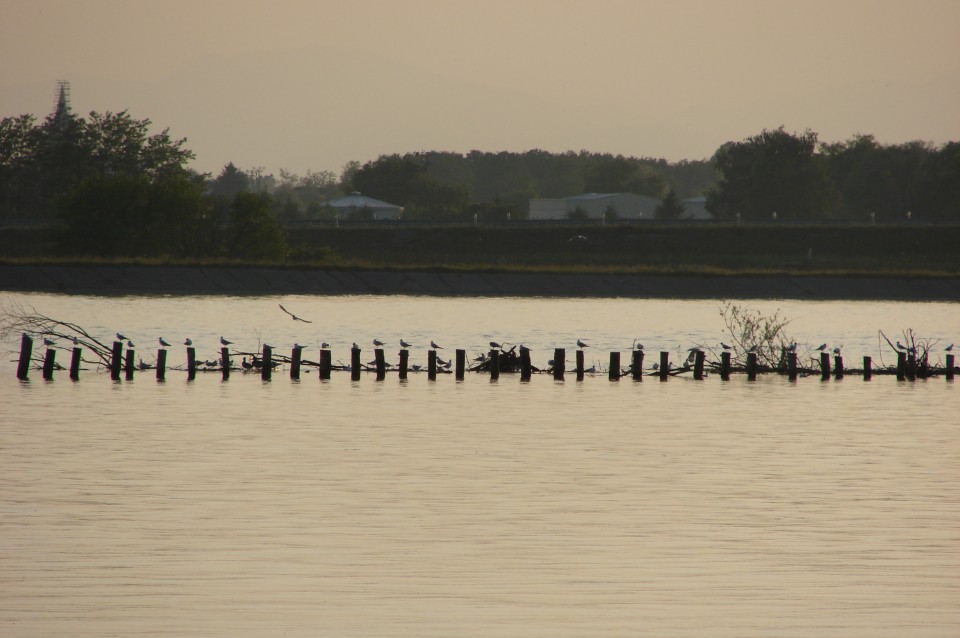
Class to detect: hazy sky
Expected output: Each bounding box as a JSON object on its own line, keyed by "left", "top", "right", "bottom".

{"left": 2, "top": 0, "right": 958, "bottom": 177}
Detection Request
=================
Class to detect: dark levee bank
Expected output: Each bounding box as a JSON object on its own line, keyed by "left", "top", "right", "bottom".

{"left": 1, "top": 224, "right": 958, "bottom": 299}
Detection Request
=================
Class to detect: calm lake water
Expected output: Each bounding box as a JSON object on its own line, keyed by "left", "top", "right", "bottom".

{"left": 1, "top": 293, "right": 958, "bottom": 637}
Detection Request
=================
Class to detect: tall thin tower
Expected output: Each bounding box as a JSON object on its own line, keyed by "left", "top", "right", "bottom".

{"left": 52, "top": 80, "right": 71, "bottom": 131}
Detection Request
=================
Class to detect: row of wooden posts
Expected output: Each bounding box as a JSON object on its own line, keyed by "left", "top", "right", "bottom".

{"left": 15, "top": 334, "right": 955, "bottom": 383}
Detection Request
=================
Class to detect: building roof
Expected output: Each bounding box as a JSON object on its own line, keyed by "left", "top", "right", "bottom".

{"left": 326, "top": 192, "right": 401, "bottom": 209}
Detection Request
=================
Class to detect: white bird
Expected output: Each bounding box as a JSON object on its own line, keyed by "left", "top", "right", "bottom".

{"left": 430, "top": 340, "right": 443, "bottom": 350}
{"left": 116, "top": 332, "right": 128, "bottom": 341}
{"left": 352, "top": 342, "right": 359, "bottom": 350}
{"left": 72, "top": 336, "right": 79, "bottom": 345}
{"left": 577, "top": 339, "right": 589, "bottom": 349}
{"left": 400, "top": 339, "right": 413, "bottom": 349}
{"left": 159, "top": 337, "right": 171, "bottom": 348}
{"left": 489, "top": 341, "right": 502, "bottom": 349}
{"left": 220, "top": 336, "right": 233, "bottom": 346}
{"left": 442, "top": 360, "right": 453, "bottom": 369}
{"left": 784, "top": 342, "right": 797, "bottom": 352}
{"left": 184, "top": 338, "right": 193, "bottom": 346}
{"left": 279, "top": 303, "right": 312, "bottom": 323}
{"left": 373, "top": 339, "right": 384, "bottom": 347}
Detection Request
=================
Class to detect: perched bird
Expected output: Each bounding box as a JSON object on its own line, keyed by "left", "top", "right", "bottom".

{"left": 568, "top": 234, "right": 588, "bottom": 242}
{"left": 400, "top": 339, "right": 413, "bottom": 349}
{"left": 747, "top": 345, "right": 758, "bottom": 353}
{"left": 721, "top": 342, "right": 732, "bottom": 350}
{"left": 293, "top": 343, "right": 305, "bottom": 350}
{"left": 585, "top": 365, "right": 597, "bottom": 373}
{"left": 651, "top": 362, "right": 660, "bottom": 371}
{"left": 279, "top": 304, "right": 312, "bottom": 323}
{"left": 633, "top": 340, "right": 645, "bottom": 350}
{"left": 489, "top": 341, "right": 502, "bottom": 349}
{"left": 320, "top": 342, "right": 330, "bottom": 349}
{"left": 43, "top": 337, "right": 55, "bottom": 346}
{"left": 816, "top": 343, "right": 827, "bottom": 351}
{"left": 519, "top": 344, "right": 530, "bottom": 352}
{"left": 946, "top": 344, "right": 954, "bottom": 352}
{"left": 896, "top": 341, "right": 907, "bottom": 351}
{"left": 72, "top": 336, "right": 79, "bottom": 345}
{"left": 832, "top": 346, "right": 842, "bottom": 355}
{"left": 159, "top": 337, "right": 171, "bottom": 348}
{"left": 241, "top": 357, "right": 252, "bottom": 370}
{"left": 577, "top": 339, "right": 589, "bottom": 349}
{"left": 352, "top": 342, "right": 359, "bottom": 350}
{"left": 411, "top": 364, "right": 422, "bottom": 372}
{"left": 116, "top": 332, "right": 128, "bottom": 341}
{"left": 126, "top": 340, "right": 135, "bottom": 349}
{"left": 184, "top": 338, "right": 192, "bottom": 346}
{"left": 784, "top": 342, "right": 797, "bottom": 352}
{"left": 430, "top": 340, "right": 443, "bottom": 350}
{"left": 442, "top": 360, "right": 453, "bottom": 369}
{"left": 373, "top": 339, "right": 384, "bottom": 347}
{"left": 220, "top": 336, "right": 233, "bottom": 346}
{"left": 473, "top": 354, "right": 486, "bottom": 362}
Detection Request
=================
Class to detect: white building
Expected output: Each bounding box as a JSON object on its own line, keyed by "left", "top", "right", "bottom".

{"left": 529, "top": 193, "right": 661, "bottom": 220}
{"left": 326, "top": 192, "right": 403, "bottom": 220}
{"left": 681, "top": 196, "right": 713, "bottom": 220}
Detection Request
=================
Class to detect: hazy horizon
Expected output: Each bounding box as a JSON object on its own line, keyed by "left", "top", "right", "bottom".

{"left": 2, "top": 0, "right": 958, "bottom": 178}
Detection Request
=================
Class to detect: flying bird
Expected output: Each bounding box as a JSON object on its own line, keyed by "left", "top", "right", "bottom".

{"left": 430, "top": 340, "right": 443, "bottom": 350}
{"left": 159, "top": 337, "right": 171, "bottom": 348}
{"left": 220, "top": 336, "right": 233, "bottom": 346}
{"left": 279, "top": 304, "right": 312, "bottom": 323}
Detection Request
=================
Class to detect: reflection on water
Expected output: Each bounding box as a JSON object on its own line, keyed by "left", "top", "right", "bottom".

{"left": 1, "top": 294, "right": 958, "bottom": 637}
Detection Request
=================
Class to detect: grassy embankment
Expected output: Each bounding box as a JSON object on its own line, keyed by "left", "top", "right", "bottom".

{"left": 2, "top": 223, "right": 959, "bottom": 277}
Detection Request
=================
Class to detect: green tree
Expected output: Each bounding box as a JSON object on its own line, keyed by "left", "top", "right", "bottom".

{"left": 655, "top": 189, "right": 686, "bottom": 220}
{"left": 209, "top": 162, "right": 250, "bottom": 198}
{"left": 225, "top": 192, "right": 287, "bottom": 260}
{"left": 706, "top": 127, "right": 836, "bottom": 221}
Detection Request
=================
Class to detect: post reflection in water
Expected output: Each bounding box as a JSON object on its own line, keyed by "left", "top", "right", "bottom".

{"left": 1, "top": 293, "right": 958, "bottom": 637}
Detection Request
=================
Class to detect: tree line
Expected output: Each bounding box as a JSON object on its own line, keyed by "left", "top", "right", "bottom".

{"left": 1, "top": 102, "right": 957, "bottom": 259}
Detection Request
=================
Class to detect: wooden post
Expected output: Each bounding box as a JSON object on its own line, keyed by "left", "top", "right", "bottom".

{"left": 747, "top": 352, "right": 758, "bottom": 381}
{"left": 575, "top": 349, "right": 584, "bottom": 381}
{"left": 631, "top": 349, "right": 643, "bottom": 381}
{"left": 863, "top": 355, "right": 872, "bottom": 381}
{"left": 490, "top": 350, "right": 500, "bottom": 380}
{"left": 455, "top": 349, "right": 465, "bottom": 380}
{"left": 720, "top": 351, "right": 731, "bottom": 381}
{"left": 520, "top": 348, "right": 531, "bottom": 381}
{"left": 946, "top": 354, "right": 955, "bottom": 381}
{"left": 291, "top": 346, "right": 302, "bottom": 380}
{"left": 834, "top": 355, "right": 844, "bottom": 380}
{"left": 261, "top": 345, "right": 272, "bottom": 381}
{"left": 896, "top": 351, "right": 906, "bottom": 381}
{"left": 124, "top": 348, "right": 135, "bottom": 381}
{"left": 428, "top": 350, "right": 437, "bottom": 380}
{"left": 110, "top": 341, "right": 123, "bottom": 381}
{"left": 659, "top": 351, "right": 669, "bottom": 381}
{"left": 787, "top": 351, "right": 797, "bottom": 381}
{"left": 186, "top": 346, "right": 196, "bottom": 381}
{"left": 907, "top": 352, "right": 917, "bottom": 381}
{"left": 609, "top": 351, "right": 620, "bottom": 381}
{"left": 554, "top": 348, "right": 565, "bottom": 381}
{"left": 319, "top": 349, "right": 332, "bottom": 380}
{"left": 819, "top": 352, "right": 830, "bottom": 381}
{"left": 374, "top": 348, "right": 385, "bottom": 381}
{"left": 693, "top": 350, "right": 705, "bottom": 380}
{"left": 351, "top": 346, "right": 361, "bottom": 381}
{"left": 398, "top": 349, "right": 409, "bottom": 380}
{"left": 16, "top": 333, "right": 33, "bottom": 380}
{"left": 221, "top": 346, "right": 230, "bottom": 381}
{"left": 70, "top": 346, "right": 82, "bottom": 381}
{"left": 156, "top": 349, "right": 167, "bottom": 381}
{"left": 42, "top": 348, "right": 56, "bottom": 380}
